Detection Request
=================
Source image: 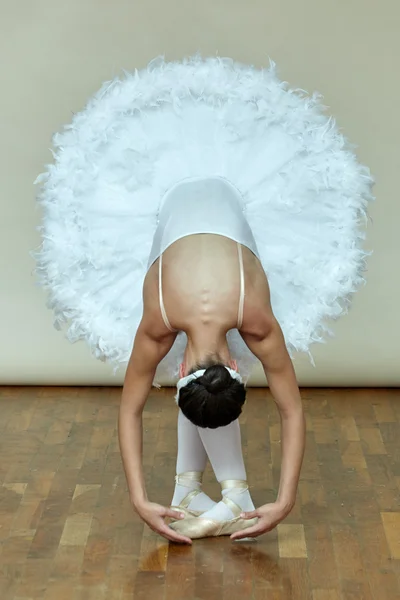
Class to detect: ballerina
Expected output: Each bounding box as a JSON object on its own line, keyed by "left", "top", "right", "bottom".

{"left": 33, "top": 56, "right": 373, "bottom": 544}
{"left": 118, "top": 176, "right": 305, "bottom": 543}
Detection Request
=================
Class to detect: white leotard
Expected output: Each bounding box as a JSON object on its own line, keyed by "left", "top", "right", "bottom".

{"left": 147, "top": 176, "right": 260, "bottom": 332}
{"left": 148, "top": 176, "right": 260, "bottom": 267}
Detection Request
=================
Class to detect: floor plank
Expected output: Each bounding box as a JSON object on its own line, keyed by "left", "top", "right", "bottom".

{"left": 0, "top": 386, "right": 399, "bottom": 599}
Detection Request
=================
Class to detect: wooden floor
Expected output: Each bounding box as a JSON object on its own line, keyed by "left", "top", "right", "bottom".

{"left": 0, "top": 387, "right": 399, "bottom": 600}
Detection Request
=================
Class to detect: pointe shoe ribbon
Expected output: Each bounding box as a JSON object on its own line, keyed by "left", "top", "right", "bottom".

{"left": 169, "top": 479, "right": 258, "bottom": 539}
{"left": 169, "top": 471, "right": 206, "bottom": 518}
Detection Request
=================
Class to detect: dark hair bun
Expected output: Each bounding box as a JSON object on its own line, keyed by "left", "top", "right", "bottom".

{"left": 200, "top": 364, "right": 232, "bottom": 394}
{"left": 178, "top": 364, "right": 246, "bottom": 429}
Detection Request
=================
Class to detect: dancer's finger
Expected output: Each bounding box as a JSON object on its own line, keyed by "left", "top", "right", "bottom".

{"left": 240, "top": 510, "right": 258, "bottom": 519}
{"left": 160, "top": 524, "right": 192, "bottom": 544}
{"left": 230, "top": 523, "right": 262, "bottom": 540}
{"left": 163, "top": 508, "right": 185, "bottom": 520}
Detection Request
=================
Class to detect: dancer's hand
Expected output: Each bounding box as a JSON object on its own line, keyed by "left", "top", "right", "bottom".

{"left": 230, "top": 502, "right": 290, "bottom": 540}
{"left": 135, "top": 501, "right": 192, "bottom": 544}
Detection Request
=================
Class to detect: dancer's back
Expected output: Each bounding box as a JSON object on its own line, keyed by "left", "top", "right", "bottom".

{"left": 143, "top": 176, "right": 272, "bottom": 339}
{"left": 145, "top": 233, "right": 271, "bottom": 337}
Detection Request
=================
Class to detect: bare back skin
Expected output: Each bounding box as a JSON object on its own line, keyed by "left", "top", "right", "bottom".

{"left": 143, "top": 233, "right": 274, "bottom": 346}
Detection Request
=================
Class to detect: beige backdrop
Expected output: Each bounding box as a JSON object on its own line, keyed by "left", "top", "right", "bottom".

{"left": 1, "top": 0, "right": 398, "bottom": 386}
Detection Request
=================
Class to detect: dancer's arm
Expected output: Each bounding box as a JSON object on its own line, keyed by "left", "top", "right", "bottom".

{"left": 233, "top": 317, "right": 305, "bottom": 540}
{"left": 118, "top": 323, "right": 191, "bottom": 544}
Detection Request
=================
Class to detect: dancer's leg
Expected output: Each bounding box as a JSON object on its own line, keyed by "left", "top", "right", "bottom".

{"left": 171, "top": 410, "right": 216, "bottom": 512}
{"left": 197, "top": 419, "right": 255, "bottom": 520}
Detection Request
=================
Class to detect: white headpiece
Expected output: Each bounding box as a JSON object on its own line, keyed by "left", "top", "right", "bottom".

{"left": 174, "top": 367, "right": 243, "bottom": 404}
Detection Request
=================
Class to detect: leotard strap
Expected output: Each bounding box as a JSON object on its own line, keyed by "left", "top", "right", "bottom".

{"left": 237, "top": 243, "right": 245, "bottom": 329}
{"left": 159, "top": 254, "right": 177, "bottom": 332}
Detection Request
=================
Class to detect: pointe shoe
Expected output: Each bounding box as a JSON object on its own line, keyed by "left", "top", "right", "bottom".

{"left": 169, "top": 471, "right": 208, "bottom": 519}
{"left": 169, "top": 479, "right": 258, "bottom": 539}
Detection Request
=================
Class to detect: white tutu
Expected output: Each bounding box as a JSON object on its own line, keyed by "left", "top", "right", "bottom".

{"left": 32, "top": 55, "right": 374, "bottom": 379}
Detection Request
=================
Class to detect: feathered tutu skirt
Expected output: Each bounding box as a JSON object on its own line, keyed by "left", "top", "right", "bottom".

{"left": 32, "top": 56, "right": 374, "bottom": 379}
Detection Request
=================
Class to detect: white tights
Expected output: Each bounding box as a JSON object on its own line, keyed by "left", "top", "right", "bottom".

{"left": 171, "top": 410, "right": 255, "bottom": 520}
{"left": 171, "top": 410, "right": 216, "bottom": 511}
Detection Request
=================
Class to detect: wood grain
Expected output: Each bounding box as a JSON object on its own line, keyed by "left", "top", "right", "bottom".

{"left": 0, "top": 386, "right": 399, "bottom": 599}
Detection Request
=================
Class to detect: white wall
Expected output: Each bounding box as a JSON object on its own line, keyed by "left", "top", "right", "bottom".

{"left": 1, "top": 0, "right": 398, "bottom": 386}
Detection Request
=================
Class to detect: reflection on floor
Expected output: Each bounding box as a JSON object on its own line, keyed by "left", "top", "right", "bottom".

{"left": 0, "top": 386, "right": 399, "bottom": 599}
